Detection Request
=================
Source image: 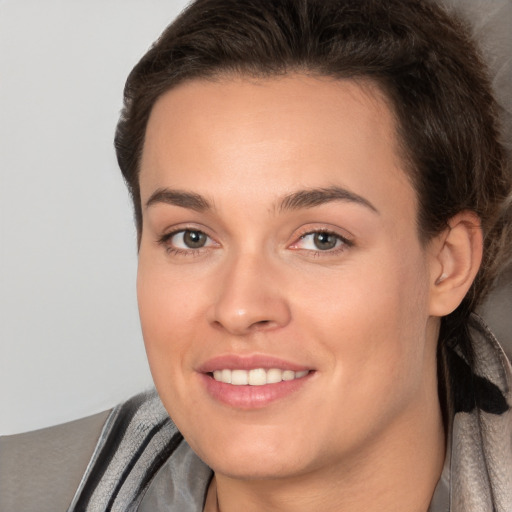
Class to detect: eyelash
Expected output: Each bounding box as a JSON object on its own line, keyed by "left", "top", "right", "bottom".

{"left": 157, "top": 227, "right": 353, "bottom": 258}
{"left": 291, "top": 228, "right": 353, "bottom": 257}
{"left": 157, "top": 228, "right": 216, "bottom": 257}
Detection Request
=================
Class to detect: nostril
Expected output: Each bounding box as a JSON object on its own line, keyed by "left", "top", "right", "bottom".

{"left": 251, "top": 319, "right": 273, "bottom": 331}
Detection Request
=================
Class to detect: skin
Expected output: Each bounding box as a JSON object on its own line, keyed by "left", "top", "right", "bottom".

{"left": 137, "top": 75, "right": 481, "bottom": 511}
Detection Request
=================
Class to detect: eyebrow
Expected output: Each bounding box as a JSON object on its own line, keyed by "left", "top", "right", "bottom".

{"left": 279, "top": 186, "right": 379, "bottom": 214}
{"left": 145, "top": 188, "right": 212, "bottom": 211}
{"left": 144, "top": 185, "right": 378, "bottom": 214}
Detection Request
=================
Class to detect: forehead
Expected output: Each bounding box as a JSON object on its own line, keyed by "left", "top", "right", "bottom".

{"left": 139, "top": 74, "right": 416, "bottom": 222}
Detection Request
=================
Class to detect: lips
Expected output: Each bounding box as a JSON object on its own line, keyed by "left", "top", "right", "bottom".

{"left": 198, "top": 355, "right": 314, "bottom": 408}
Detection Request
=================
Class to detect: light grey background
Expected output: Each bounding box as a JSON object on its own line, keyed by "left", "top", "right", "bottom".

{"left": 1, "top": 0, "right": 189, "bottom": 435}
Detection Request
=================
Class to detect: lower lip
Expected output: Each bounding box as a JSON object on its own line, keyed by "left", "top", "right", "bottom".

{"left": 200, "top": 372, "right": 313, "bottom": 409}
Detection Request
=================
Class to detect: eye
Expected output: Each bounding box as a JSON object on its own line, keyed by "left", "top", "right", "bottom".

{"left": 171, "top": 230, "right": 209, "bottom": 249}
{"left": 304, "top": 232, "right": 339, "bottom": 250}
{"left": 159, "top": 229, "right": 217, "bottom": 253}
{"left": 291, "top": 230, "right": 351, "bottom": 252}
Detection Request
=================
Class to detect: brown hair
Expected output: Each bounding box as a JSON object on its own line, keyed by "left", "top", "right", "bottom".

{"left": 115, "top": 0, "right": 511, "bottom": 350}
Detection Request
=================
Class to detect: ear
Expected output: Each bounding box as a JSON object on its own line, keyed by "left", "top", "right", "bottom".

{"left": 428, "top": 211, "right": 483, "bottom": 317}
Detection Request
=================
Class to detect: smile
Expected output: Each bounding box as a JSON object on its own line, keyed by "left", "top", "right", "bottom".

{"left": 212, "top": 368, "right": 310, "bottom": 386}
{"left": 199, "top": 356, "right": 314, "bottom": 408}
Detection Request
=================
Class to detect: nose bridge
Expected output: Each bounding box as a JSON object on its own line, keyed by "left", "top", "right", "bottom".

{"left": 209, "top": 249, "right": 291, "bottom": 335}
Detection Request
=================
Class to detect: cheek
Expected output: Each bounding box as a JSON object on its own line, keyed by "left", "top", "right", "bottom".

{"left": 300, "top": 246, "right": 431, "bottom": 399}
{"left": 137, "top": 246, "right": 210, "bottom": 330}
{"left": 356, "top": 253, "right": 430, "bottom": 393}
{"left": 136, "top": 257, "right": 202, "bottom": 381}
{"left": 136, "top": 262, "right": 209, "bottom": 431}
{"left": 302, "top": 247, "right": 428, "bottom": 332}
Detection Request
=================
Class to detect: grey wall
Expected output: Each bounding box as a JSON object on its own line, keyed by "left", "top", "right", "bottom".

{"left": 1, "top": 0, "right": 189, "bottom": 435}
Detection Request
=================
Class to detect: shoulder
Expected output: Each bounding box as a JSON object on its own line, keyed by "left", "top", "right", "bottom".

{"left": 0, "top": 408, "right": 111, "bottom": 512}
{"left": 1, "top": 390, "right": 206, "bottom": 512}
{"left": 67, "top": 389, "right": 187, "bottom": 511}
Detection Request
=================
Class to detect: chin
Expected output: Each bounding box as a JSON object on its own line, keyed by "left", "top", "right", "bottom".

{"left": 186, "top": 422, "right": 323, "bottom": 481}
{"left": 205, "top": 451, "right": 310, "bottom": 481}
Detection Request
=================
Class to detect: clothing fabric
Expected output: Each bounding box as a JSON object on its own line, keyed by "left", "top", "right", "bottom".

{"left": 67, "top": 314, "right": 512, "bottom": 512}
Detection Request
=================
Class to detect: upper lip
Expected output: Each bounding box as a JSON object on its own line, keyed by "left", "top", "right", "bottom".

{"left": 197, "top": 354, "right": 312, "bottom": 373}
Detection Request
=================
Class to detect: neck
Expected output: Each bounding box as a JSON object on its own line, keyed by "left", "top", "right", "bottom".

{"left": 204, "top": 398, "right": 445, "bottom": 512}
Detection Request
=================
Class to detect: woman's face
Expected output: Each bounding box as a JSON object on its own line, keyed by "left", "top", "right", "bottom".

{"left": 137, "top": 75, "right": 441, "bottom": 480}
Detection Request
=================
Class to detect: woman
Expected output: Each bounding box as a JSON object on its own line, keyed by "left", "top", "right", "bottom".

{"left": 4, "top": 0, "right": 512, "bottom": 511}
{"left": 66, "top": 1, "right": 512, "bottom": 510}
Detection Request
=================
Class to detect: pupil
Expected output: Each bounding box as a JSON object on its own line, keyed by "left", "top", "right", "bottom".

{"left": 184, "top": 230, "right": 206, "bottom": 248}
{"left": 314, "top": 232, "right": 337, "bottom": 250}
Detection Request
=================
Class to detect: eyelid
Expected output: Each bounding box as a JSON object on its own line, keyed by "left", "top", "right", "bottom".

{"left": 288, "top": 226, "right": 354, "bottom": 252}
{"left": 157, "top": 225, "right": 220, "bottom": 254}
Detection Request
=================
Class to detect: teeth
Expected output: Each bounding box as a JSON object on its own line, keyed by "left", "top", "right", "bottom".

{"left": 266, "top": 368, "right": 283, "bottom": 384}
{"left": 248, "top": 368, "right": 267, "bottom": 386}
{"left": 282, "top": 370, "right": 295, "bottom": 381}
{"left": 212, "top": 368, "right": 310, "bottom": 385}
{"left": 221, "top": 369, "right": 231, "bottom": 384}
{"left": 231, "top": 369, "right": 248, "bottom": 385}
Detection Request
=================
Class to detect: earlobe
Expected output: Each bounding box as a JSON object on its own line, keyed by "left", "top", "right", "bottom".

{"left": 429, "top": 211, "right": 483, "bottom": 317}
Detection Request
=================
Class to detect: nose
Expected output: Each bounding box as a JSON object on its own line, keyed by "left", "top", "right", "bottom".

{"left": 207, "top": 253, "right": 291, "bottom": 335}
